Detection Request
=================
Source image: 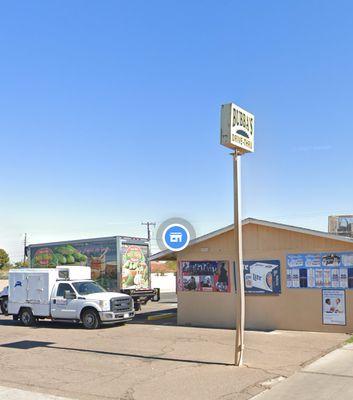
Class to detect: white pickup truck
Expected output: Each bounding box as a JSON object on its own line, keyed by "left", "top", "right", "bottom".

{"left": 3, "top": 266, "right": 135, "bottom": 329}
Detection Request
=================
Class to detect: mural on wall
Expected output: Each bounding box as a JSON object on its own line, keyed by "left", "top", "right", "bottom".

{"left": 178, "top": 261, "right": 230, "bottom": 292}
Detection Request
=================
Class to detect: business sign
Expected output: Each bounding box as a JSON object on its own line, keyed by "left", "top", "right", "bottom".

{"left": 322, "top": 289, "right": 346, "bottom": 325}
{"left": 243, "top": 260, "right": 281, "bottom": 294}
{"left": 328, "top": 215, "right": 353, "bottom": 238}
{"left": 286, "top": 252, "right": 353, "bottom": 289}
{"left": 220, "top": 103, "right": 255, "bottom": 153}
{"left": 178, "top": 261, "right": 231, "bottom": 293}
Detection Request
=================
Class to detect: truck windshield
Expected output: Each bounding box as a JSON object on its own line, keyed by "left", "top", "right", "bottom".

{"left": 72, "top": 281, "right": 106, "bottom": 295}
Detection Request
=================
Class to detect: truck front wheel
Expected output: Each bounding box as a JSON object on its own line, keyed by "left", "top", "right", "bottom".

{"left": 19, "top": 308, "right": 35, "bottom": 326}
{"left": 81, "top": 309, "right": 101, "bottom": 329}
{"left": 1, "top": 297, "right": 8, "bottom": 315}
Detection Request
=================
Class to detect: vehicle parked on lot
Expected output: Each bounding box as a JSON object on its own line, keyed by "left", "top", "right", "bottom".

{"left": 4, "top": 266, "right": 135, "bottom": 329}
{"left": 26, "top": 236, "right": 160, "bottom": 310}
{"left": 0, "top": 286, "right": 8, "bottom": 315}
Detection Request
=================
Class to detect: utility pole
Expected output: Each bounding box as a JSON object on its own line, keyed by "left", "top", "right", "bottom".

{"left": 141, "top": 222, "right": 156, "bottom": 241}
{"left": 23, "top": 233, "right": 27, "bottom": 265}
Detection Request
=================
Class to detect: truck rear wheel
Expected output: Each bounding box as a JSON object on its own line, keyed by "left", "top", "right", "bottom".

{"left": 82, "top": 309, "right": 101, "bottom": 329}
{"left": 19, "top": 308, "right": 35, "bottom": 326}
{"left": 1, "top": 297, "right": 8, "bottom": 315}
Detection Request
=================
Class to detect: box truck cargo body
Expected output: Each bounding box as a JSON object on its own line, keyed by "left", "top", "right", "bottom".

{"left": 26, "top": 236, "right": 160, "bottom": 309}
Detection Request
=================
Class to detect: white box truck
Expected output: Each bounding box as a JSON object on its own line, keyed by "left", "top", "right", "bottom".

{"left": 7, "top": 266, "right": 135, "bottom": 329}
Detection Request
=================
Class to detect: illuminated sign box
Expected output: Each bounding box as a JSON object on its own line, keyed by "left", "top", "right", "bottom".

{"left": 220, "top": 103, "right": 255, "bottom": 153}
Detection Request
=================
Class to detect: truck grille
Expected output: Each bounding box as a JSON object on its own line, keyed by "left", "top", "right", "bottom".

{"left": 110, "top": 297, "right": 132, "bottom": 313}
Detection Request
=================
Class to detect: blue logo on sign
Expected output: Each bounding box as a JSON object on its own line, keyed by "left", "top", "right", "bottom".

{"left": 162, "top": 224, "right": 190, "bottom": 251}
{"left": 14, "top": 281, "right": 22, "bottom": 288}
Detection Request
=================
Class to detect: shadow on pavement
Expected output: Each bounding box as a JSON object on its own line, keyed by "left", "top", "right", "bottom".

{"left": 0, "top": 340, "right": 232, "bottom": 366}
{"left": 132, "top": 307, "right": 177, "bottom": 326}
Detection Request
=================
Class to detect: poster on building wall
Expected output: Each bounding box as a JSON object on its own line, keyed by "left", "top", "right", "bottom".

{"left": 243, "top": 260, "right": 281, "bottom": 294}
{"left": 322, "top": 289, "right": 346, "bottom": 325}
{"left": 286, "top": 252, "right": 353, "bottom": 289}
{"left": 178, "top": 261, "right": 230, "bottom": 293}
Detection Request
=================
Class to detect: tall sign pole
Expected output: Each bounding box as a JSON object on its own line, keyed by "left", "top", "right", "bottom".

{"left": 233, "top": 151, "right": 245, "bottom": 365}
{"left": 220, "top": 103, "right": 255, "bottom": 366}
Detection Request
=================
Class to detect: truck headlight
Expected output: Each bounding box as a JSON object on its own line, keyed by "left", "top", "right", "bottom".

{"left": 98, "top": 300, "right": 110, "bottom": 311}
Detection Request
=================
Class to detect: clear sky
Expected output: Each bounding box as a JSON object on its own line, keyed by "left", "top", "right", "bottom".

{"left": 1, "top": 1, "right": 353, "bottom": 260}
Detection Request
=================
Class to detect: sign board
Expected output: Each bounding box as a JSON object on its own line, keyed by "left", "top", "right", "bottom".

{"left": 286, "top": 252, "right": 353, "bottom": 289}
{"left": 243, "top": 260, "right": 281, "bottom": 294}
{"left": 220, "top": 103, "right": 255, "bottom": 153}
{"left": 322, "top": 289, "right": 346, "bottom": 325}
{"left": 177, "top": 261, "right": 231, "bottom": 292}
{"left": 328, "top": 215, "right": 353, "bottom": 238}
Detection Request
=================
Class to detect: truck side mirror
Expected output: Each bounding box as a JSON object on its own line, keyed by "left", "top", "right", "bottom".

{"left": 64, "top": 291, "right": 76, "bottom": 300}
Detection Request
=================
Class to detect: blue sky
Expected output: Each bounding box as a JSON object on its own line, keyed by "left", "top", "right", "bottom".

{"left": 1, "top": 1, "right": 353, "bottom": 260}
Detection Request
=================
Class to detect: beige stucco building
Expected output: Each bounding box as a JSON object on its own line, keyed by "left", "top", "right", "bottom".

{"left": 151, "top": 218, "right": 353, "bottom": 333}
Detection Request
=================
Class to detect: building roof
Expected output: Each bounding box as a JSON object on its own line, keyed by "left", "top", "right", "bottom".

{"left": 150, "top": 217, "right": 353, "bottom": 261}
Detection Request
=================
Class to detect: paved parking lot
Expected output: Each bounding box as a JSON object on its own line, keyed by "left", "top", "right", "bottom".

{"left": 0, "top": 300, "right": 348, "bottom": 400}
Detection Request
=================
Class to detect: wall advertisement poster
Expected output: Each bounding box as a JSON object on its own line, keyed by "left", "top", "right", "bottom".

{"left": 178, "top": 261, "right": 230, "bottom": 293}
{"left": 243, "top": 260, "right": 281, "bottom": 294}
{"left": 287, "top": 252, "right": 353, "bottom": 289}
{"left": 322, "top": 289, "right": 346, "bottom": 325}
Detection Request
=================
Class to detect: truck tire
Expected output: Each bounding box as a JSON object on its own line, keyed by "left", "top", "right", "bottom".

{"left": 1, "top": 297, "right": 8, "bottom": 315}
{"left": 82, "top": 308, "right": 101, "bottom": 329}
{"left": 19, "top": 308, "right": 35, "bottom": 326}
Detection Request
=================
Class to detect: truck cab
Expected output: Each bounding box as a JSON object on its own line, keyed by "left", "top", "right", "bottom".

{"left": 50, "top": 279, "right": 134, "bottom": 327}
{"left": 7, "top": 266, "right": 135, "bottom": 329}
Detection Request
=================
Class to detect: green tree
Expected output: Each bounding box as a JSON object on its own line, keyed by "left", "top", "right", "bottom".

{"left": 14, "top": 261, "right": 28, "bottom": 268}
{"left": 0, "top": 249, "right": 9, "bottom": 269}
{"left": 165, "top": 261, "right": 177, "bottom": 273}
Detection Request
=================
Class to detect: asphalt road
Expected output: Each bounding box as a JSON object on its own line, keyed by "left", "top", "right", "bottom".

{"left": 0, "top": 301, "right": 348, "bottom": 400}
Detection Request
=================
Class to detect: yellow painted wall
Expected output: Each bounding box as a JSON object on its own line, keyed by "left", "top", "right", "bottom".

{"left": 177, "top": 223, "right": 353, "bottom": 333}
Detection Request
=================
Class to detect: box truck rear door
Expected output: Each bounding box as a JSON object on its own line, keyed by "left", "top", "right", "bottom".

{"left": 27, "top": 274, "right": 46, "bottom": 303}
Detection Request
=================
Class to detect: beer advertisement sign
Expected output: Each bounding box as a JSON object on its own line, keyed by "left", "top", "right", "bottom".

{"left": 243, "top": 260, "right": 281, "bottom": 294}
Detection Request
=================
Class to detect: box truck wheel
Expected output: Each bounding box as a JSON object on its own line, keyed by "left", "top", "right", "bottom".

{"left": 81, "top": 308, "right": 101, "bottom": 329}
{"left": 1, "top": 297, "right": 8, "bottom": 315}
{"left": 19, "top": 308, "right": 35, "bottom": 326}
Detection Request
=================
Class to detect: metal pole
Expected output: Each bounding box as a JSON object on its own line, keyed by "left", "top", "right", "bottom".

{"left": 142, "top": 222, "right": 156, "bottom": 242}
{"left": 233, "top": 152, "right": 245, "bottom": 366}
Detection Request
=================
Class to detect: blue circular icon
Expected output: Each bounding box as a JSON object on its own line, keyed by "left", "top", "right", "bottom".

{"left": 162, "top": 224, "right": 190, "bottom": 251}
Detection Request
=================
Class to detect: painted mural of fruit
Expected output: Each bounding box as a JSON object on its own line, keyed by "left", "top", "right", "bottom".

{"left": 32, "top": 244, "right": 89, "bottom": 268}
{"left": 33, "top": 248, "right": 54, "bottom": 267}
{"left": 66, "top": 255, "right": 75, "bottom": 264}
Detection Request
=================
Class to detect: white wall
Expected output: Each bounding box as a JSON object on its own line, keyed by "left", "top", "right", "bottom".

{"left": 151, "top": 273, "right": 176, "bottom": 293}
